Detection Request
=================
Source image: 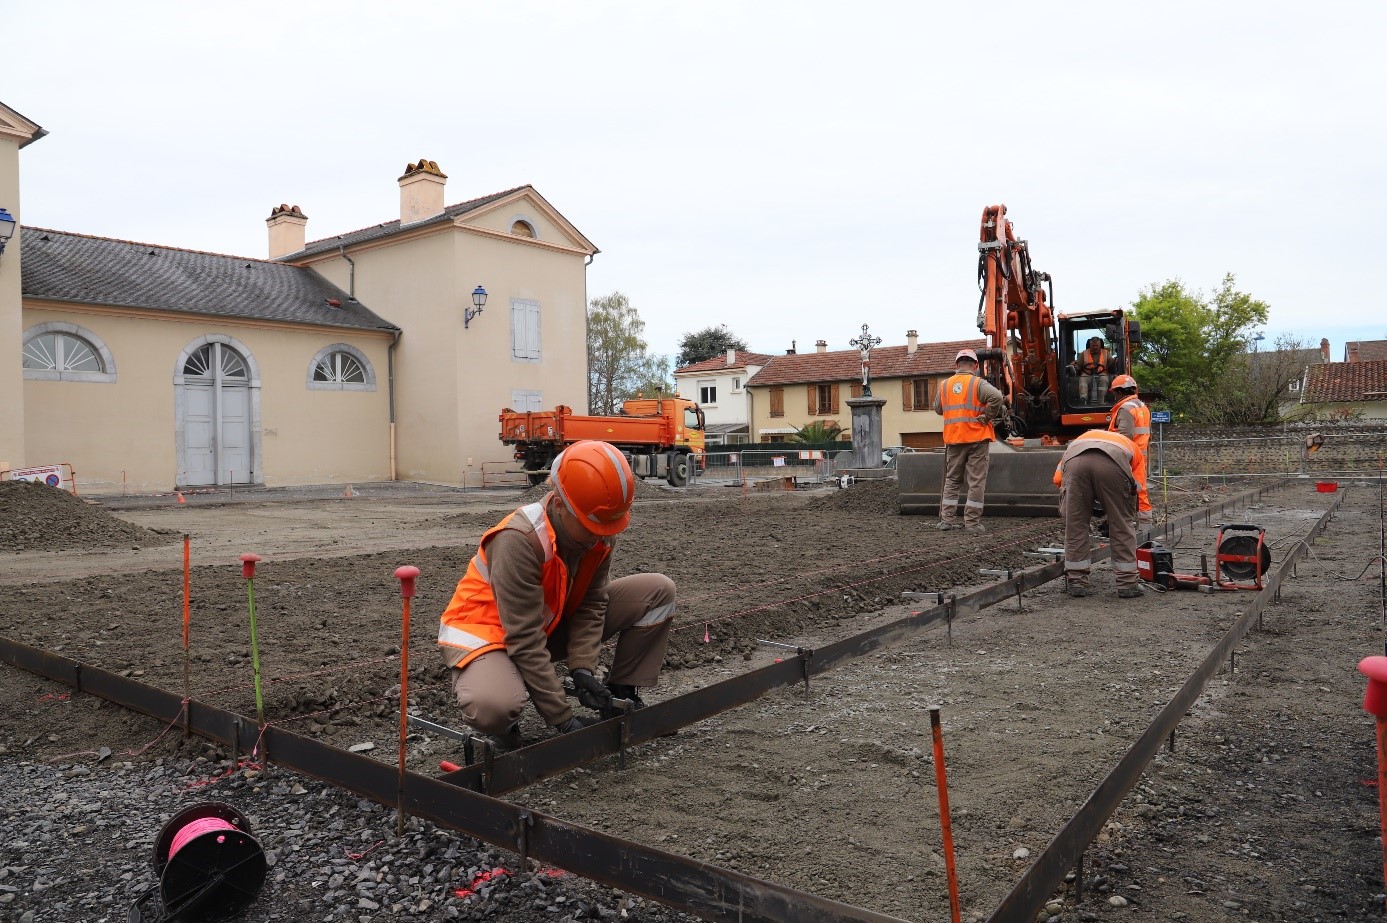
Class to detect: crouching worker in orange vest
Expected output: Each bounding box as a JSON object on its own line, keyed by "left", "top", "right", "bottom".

{"left": 1053, "top": 430, "right": 1144, "bottom": 599}
{"left": 438, "top": 440, "right": 676, "bottom": 748}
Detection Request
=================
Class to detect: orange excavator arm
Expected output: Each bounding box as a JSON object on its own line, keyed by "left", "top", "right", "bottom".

{"left": 976, "top": 204, "right": 1060, "bottom": 431}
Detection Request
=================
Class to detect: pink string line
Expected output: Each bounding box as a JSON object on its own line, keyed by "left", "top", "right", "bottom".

{"left": 48, "top": 697, "right": 193, "bottom": 764}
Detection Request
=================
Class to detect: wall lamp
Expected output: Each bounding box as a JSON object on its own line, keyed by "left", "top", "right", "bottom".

{"left": 465, "top": 285, "right": 487, "bottom": 328}
{"left": 0, "top": 209, "right": 16, "bottom": 260}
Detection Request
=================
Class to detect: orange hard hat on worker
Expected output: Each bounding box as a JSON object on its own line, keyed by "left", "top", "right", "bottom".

{"left": 1109, "top": 374, "right": 1138, "bottom": 392}
{"left": 955, "top": 349, "right": 978, "bottom": 363}
{"left": 550, "top": 440, "right": 635, "bottom": 537}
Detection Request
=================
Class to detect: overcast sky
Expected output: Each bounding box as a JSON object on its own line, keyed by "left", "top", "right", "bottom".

{"left": 9, "top": 1, "right": 1385, "bottom": 363}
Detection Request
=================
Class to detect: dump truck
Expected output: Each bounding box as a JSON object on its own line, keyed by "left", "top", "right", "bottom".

{"left": 500, "top": 398, "right": 705, "bottom": 487}
{"left": 899, "top": 204, "right": 1143, "bottom": 515}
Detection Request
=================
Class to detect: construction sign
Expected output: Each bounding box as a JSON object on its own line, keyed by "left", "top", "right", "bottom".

{"left": 8, "top": 464, "right": 64, "bottom": 488}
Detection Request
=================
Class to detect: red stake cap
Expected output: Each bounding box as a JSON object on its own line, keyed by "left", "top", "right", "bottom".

{"left": 239, "top": 553, "right": 262, "bottom": 579}
{"left": 394, "top": 565, "right": 420, "bottom": 598}
{"left": 1358, "top": 656, "right": 1387, "bottom": 717}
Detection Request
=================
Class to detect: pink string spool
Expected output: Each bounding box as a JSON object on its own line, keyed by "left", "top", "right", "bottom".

{"left": 168, "top": 815, "right": 237, "bottom": 858}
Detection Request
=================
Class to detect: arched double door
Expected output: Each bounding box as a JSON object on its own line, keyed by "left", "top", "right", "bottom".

{"left": 175, "top": 337, "right": 261, "bottom": 487}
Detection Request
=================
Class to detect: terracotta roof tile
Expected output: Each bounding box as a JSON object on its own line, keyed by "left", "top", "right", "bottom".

{"left": 286, "top": 187, "right": 530, "bottom": 259}
{"left": 674, "top": 351, "right": 775, "bottom": 374}
{"left": 1301, "top": 360, "right": 1387, "bottom": 403}
{"left": 745, "top": 339, "right": 986, "bottom": 387}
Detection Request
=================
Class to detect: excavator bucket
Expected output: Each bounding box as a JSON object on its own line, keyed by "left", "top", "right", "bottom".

{"left": 897, "top": 444, "right": 1063, "bottom": 517}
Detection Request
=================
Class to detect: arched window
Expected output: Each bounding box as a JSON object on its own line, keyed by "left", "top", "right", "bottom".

{"left": 22, "top": 322, "right": 117, "bottom": 383}
{"left": 184, "top": 343, "right": 248, "bottom": 380}
{"left": 510, "top": 218, "right": 537, "bottom": 239}
{"left": 307, "top": 343, "right": 376, "bottom": 391}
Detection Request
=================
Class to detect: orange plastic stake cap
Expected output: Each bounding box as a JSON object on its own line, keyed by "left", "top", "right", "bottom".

{"left": 1358, "top": 656, "right": 1387, "bottom": 717}
{"left": 394, "top": 565, "right": 420, "bottom": 598}
{"left": 240, "top": 553, "right": 262, "bottom": 579}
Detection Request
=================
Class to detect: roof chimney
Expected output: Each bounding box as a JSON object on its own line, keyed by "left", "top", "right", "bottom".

{"left": 266, "top": 204, "right": 307, "bottom": 259}
{"left": 786, "top": 339, "right": 797, "bottom": 355}
{"left": 1348, "top": 342, "right": 1360, "bottom": 362}
{"left": 726, "top": 347, "right": 737, "bottom": 365}
{"left": 906, "top": 329, "right": 919, "bottom": 355}
{"left": 1320, "top": 337, "right": 1330, "bottom": 363}
{"left": 399, "top": 159, "right": 447, "bottom": 224}
{"left": 815, "top": 339, "right": 828, "bottom": 354}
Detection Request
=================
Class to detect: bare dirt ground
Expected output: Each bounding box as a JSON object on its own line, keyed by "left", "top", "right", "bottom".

{"left": 3, "top": 476, "right": 1386, "bottom": 922}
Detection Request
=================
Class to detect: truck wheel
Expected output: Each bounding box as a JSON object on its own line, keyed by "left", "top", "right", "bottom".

{"left": 667, "top": 453, "right": 692, "bottom": 487}
{"left": 527, "top": 472, "right": 548, "bottom": 487}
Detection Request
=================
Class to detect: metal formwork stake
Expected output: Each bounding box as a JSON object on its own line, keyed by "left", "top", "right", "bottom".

{"left": 514, "top": 810, "right": 534, "bottom": 870}
{"left": 1167, "top": 729, "right": 1176, "bottom": 753}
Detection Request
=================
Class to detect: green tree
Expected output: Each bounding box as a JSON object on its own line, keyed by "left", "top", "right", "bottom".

{"left": 1131, "top": 274, "right": 1269, "bottom": 417}
{"left": 587, "top": 292, "right": 667, "bottom": 415}
{"left": 789, "top": 420, "right": 844, "bottom": 443}
{"left": 676, "top": 325, "right": 749, "bottom": 368}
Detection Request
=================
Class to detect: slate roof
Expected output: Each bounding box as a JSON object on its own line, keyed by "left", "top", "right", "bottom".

{"left": 286, "top": 187, "right": 529, "bottom": 259}
{"left": 1347, "top": 340, "right": 1387, "bottom": 362}
{"left": 674, "top": 350, "right": 775, "bottom": 375}
{"left": 1301, "top": 360, "right": 1387, "bottom": 403}
{"left": 745, "top": 338, "right": 987, "bottom": 387}
{"left": 21, "top": 229, "right": 397, "bottom": 332}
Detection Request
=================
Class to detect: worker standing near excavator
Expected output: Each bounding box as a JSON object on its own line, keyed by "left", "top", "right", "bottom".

{"left": 1053, "top": 430, "right": 1144, "bottom": 598}
{"left": 437, "top": 440, "right": 676, "bottom": 748}
{"left": 932, "top": 348, "right": 1005, "bottom": 532}
{"left": 1106, "top": 375, "right": 1152, "bottom": 525}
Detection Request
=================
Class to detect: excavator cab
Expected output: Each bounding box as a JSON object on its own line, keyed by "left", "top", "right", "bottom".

{"left": 1054, "top": 310, "right": 1139, "bottom": 427}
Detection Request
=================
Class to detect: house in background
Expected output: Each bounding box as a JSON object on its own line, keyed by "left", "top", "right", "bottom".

{"left": 3, "top": 95, "right": 597, "bottom": 492}
{"left": 673, "top": 348, "right": 773, "bottom": 445}
{"left": 1344, "top": 340, "right": 1387, "bottom": 362}
{"left": 1295, "top": 359, "right": 1387, "bottom": 421}
{"left": 744, "top": 332, "right": 985, "bottom": 446}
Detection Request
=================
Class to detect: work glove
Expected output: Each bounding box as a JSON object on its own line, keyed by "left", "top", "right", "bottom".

{"left": 556, "top": 715, "right": 602, "bottom": 734}
{"left": 570, "top": 668, "right": 614, "bottom": 712}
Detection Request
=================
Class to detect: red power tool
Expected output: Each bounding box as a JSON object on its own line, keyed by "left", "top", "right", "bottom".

{"left": 1136, "top": 541, "right": 1213, "bottom": 591}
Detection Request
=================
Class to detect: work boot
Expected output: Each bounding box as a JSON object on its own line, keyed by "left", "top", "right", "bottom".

{"left": 486, "top": 723, "right": 523, "bottom": 753}
{"left": 1116, "top": 585, "right": 1145, "bottom": 599}
{"left": 1065, "top": 582, "right": 1092, "bottom": 598}
{"left": 963, "top": 523, "right": 985, "bottom": 534}
{"left": 935, "top": 521, "right": 960, "bottom": 531}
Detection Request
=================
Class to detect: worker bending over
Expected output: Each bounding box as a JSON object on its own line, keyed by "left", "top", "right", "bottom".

{"left": 1106, "top": 374, "right": 1152, "bottom": 525}
{"left": 1053, "top": 429, "right": 1144, "bottom": 599}
{"left": 932, "top": 348, "right": 1004, "bottom": 532}
{"left": 438, "top": 440, "right": 676, "bottom": 747}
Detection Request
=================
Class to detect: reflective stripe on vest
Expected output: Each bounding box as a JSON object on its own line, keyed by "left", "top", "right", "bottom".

{"left": 1108, "top": 397, "right": 1152, "bottom": 442}
{"left": 437, "top": 500, "right": 609, "bottom": 669}
{"left": 940, "top": 373, "right": 993, "bottom": 444}
{"left": 1053, "top": 430, "right": 1137, "bottom": 487}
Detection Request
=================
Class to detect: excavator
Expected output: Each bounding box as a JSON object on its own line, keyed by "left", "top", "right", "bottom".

{"left": 898, "top": 204, "right": 1143, "bottom": 515}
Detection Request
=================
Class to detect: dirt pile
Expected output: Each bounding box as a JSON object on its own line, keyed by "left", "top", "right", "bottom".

{"left": 0, "top": 480, "right": 178, "bottom": 553}
{"left": 810, "top": 476, "right": 901, "bottom": 515}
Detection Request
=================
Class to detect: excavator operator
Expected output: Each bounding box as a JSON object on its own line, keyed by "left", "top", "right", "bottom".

{"left": 1075, "top": 336, "right": 1112, "bottom": 404}
{"left": 1107, "top": 375, "right": 1152, "bottom": 525}
{"left": 437, "top": 440, "right": 677, "bottom": 749}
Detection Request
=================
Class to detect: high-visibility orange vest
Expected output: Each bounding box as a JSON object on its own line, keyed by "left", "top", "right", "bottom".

{"left": 1108, "top": 396, "right": 1152, "bottom": 513}
{"left": 1078, "top": 348, "right": 1110, "bottom": 374}
{"left": 1053, "top": 429, "right": 1138, "bottom": 487}
{"left": 438, "top": 500, "right": 610, "bottom": 669}
{"left": 940, "top": 373, "right": 995, "bottom": 444}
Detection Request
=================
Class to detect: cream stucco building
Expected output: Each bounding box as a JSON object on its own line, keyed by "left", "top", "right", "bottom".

{"left": 2, "top": 98, "right": 597, "bottom": 494}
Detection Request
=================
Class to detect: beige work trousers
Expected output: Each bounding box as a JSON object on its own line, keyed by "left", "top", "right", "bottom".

{"left": 451, "top": 572, "right": 676, "bottom": 734}
{"left": 1060, "top": 450, "right": 1138, "bottom": 588}
{"left": 939, "top": 440, "right": 991, "bottom": 527}
{"left": 1079, "top": 372, "right": 1110, "bottom": 404}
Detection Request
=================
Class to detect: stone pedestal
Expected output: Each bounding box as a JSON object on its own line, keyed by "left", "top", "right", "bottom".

{"left": 846, "top": 396, "right": 887, "bottom": 469}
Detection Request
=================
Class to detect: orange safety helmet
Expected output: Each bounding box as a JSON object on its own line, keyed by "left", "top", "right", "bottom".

{"left": 955, "top": 348, "right": 978, "bottom": 363}
{"left": 550, "top": 440, "right": 635, "bottom": 536}
{"left": 1109, "top": 374, "right": 1138, "bottom": 392}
